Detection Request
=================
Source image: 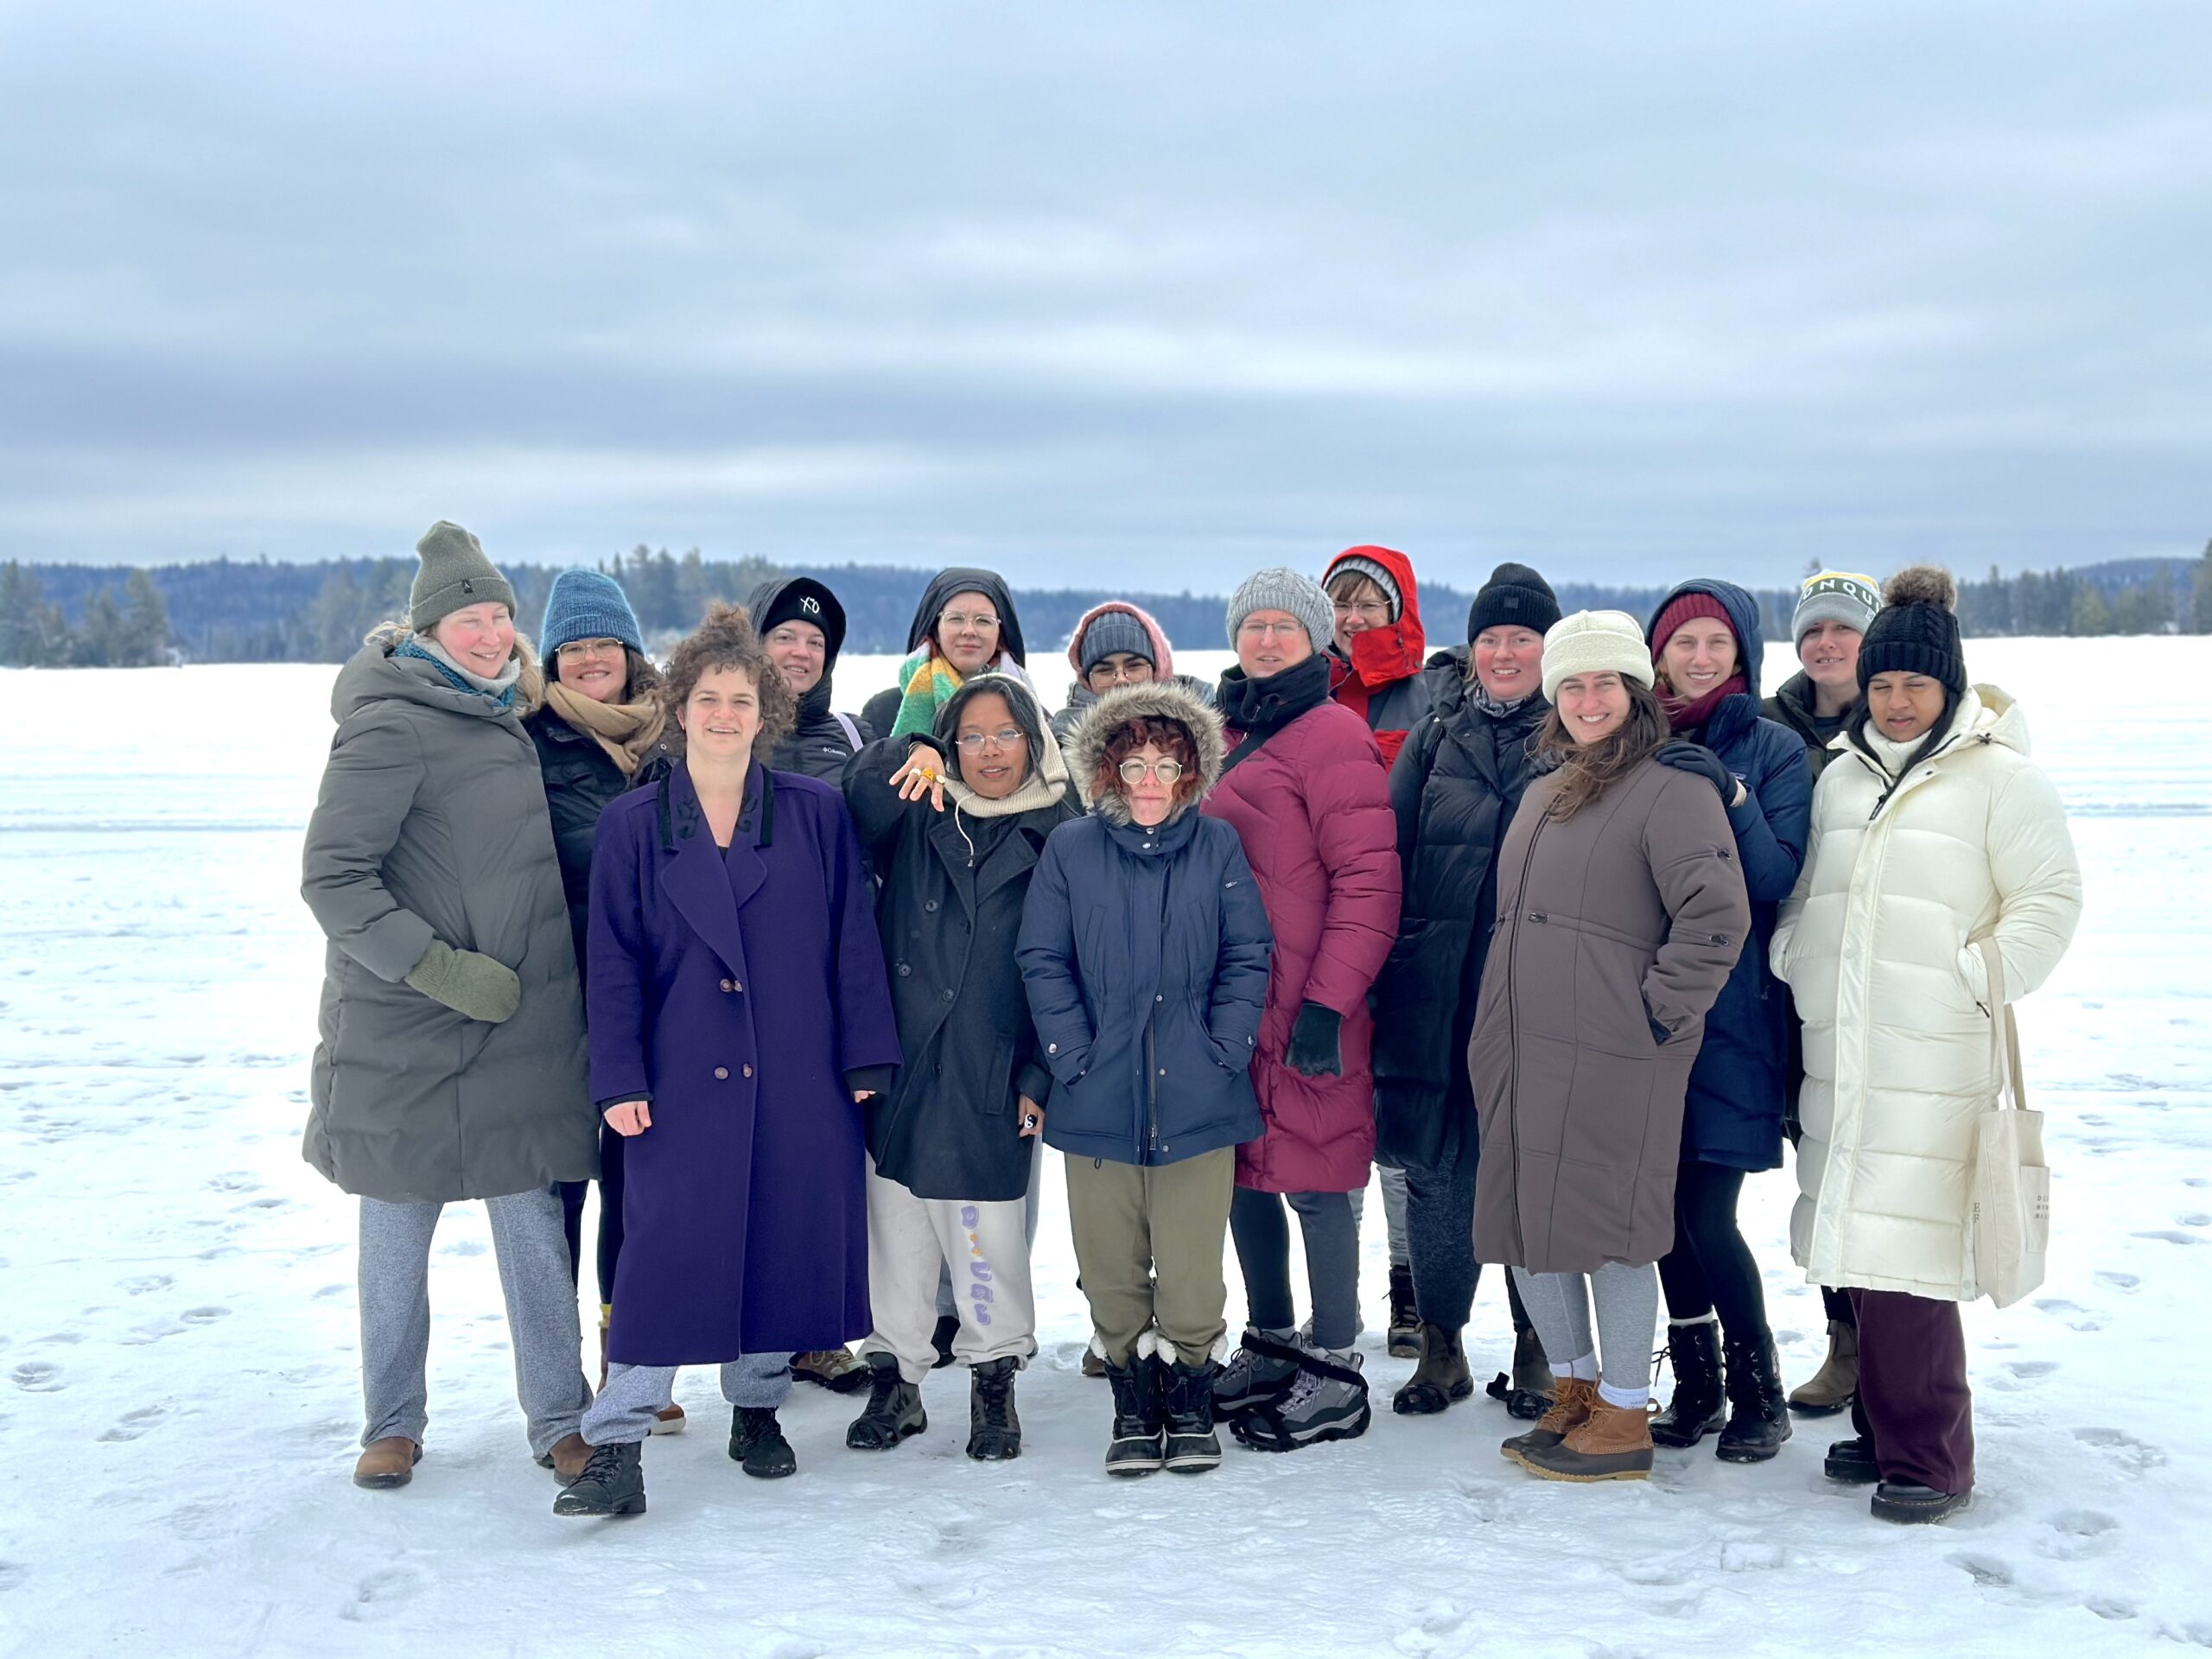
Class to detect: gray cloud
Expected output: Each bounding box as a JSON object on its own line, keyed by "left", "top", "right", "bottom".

{"left": 2, "top": 1, "right": 2207, "bottom": 589}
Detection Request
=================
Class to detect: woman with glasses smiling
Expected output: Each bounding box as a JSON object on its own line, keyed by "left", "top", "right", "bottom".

{"left": 1019, "top": 680, "right": 1272, "bottom": 1475}
{"left": 856, "top": 567, "right": 1031, "bottom": 744}
{"left": 1049, "top": 601, "right": 1217, "bottom": 761}
{"left": 840, "top": 673, "right": 1079, "bottom": 1462}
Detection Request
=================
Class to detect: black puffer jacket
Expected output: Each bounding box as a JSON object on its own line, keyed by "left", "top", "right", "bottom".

{"left": 842, "top": 677, "right": 1078, "bottom": 1202}
{"left": 526, "top": 707, "right": 630, "bottom": 972}
{"left": 1369, "top": 685, "right": 1548, "bottom": 1172}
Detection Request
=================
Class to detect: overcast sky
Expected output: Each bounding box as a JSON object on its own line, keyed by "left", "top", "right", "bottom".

{"left": 3, "top": 2, "right": 2208, "bottom": 591}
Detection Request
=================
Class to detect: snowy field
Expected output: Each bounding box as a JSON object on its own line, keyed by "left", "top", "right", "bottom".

{"left": 1, "top": 637, "right": 2208, "bottom": 1657}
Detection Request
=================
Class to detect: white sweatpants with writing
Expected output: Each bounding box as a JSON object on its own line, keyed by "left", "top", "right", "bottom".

{"left": 861, "top": 1156, "right": 1037, "bottom": 1385}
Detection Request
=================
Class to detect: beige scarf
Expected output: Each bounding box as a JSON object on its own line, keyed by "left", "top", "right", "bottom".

{"left": 543, "top": 681, "right": 667, "bottom": 777}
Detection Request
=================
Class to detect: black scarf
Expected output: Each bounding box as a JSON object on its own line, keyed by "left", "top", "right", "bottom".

{"left": 1217, "top": 651, "right": 1332, "bottom": 772}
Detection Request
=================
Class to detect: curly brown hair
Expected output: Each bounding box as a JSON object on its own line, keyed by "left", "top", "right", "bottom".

{"left": 662, "top": 601, "right": 796, "bottom": 760}
{"left": 1097, "top": 715, "right": 1204, "bottom": 811}
{"left": 1535, "top": 677, "right": 1671, "bottom": 820}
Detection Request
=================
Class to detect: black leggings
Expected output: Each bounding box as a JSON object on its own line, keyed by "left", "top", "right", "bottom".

{"left": 1656, "top": 1159, "right": 1769, "bottom": 1340}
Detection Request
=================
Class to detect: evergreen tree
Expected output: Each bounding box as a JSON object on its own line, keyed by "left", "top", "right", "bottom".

{"left": 0, "top": 563, "right": 68, "bottom": 665}
{"left": 2194, "top": 539, "right": 2212, "bottom": 633}
{"left": 71, "top": 586, "right": 126, "bottom": 666}
{"left": 121, "top": 569, "right": 170, "bottom": 664}
{"left": 2067, "top": 584, "right": 2112, "bottom": 637}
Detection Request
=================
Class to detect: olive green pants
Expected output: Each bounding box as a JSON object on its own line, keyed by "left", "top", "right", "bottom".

{"left": 1064, "top": 1147, "right": 1235, "bottom": 1368}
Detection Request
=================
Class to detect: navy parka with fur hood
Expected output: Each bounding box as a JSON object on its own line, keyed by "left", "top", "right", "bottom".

{"left": 1644, "top": 578, "right": 1814, "bottom": 1172}
{"left": 1016, "top": 681, "right": 1272, "bottom": 1167}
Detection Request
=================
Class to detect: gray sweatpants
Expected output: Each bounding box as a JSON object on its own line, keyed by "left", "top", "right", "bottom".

{"left": 358, "top": 1185, "right": 592, "bottom": 1459}
{"left": 584, "top": 1355, "right": 793, "bottom": 1446}
{"left": 1510, "top": 1262, "right": 1659, "bottom": 1392}
{"left": 936, "top": 1138, "right": 1042, "bottom": 1321}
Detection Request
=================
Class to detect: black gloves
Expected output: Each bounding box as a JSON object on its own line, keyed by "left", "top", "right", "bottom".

{"left": 1653, "top": 741, "right": 1738, "bottom": 805}
{"left": 1286, "top": 1001, "right": 1344, "bottom": 1078}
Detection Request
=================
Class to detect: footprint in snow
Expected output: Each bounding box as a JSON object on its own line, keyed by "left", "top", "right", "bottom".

{"left": 2093, "top": 1270, "right": 2140, "bottom": 1292}
{"left": 181, "top": 1306, "right": 230, "bottom": 1325}
{"left": 2037, "top": 1509, "right": 2119, "bottom": 1562}
{"left": 2031, "top": 1299, "right": 2105, "bottom": 1332}
{"left": 0, "top": 1561, "right": 24, "bottom": 1592}
{"left": 339, "top": 1567, "right": 423, "bottom": 1623}
{"left": 2179, "top": 1212, "right": 2212, "bottom": 1228}
{"left": 1948, "top": 1552, "right": 2015, "bottom": 1588}
{"left": 206, "top": 1173, "right": 259, "bottom": 1193}
{"left": 98, "top": 1405, "right": 167, "bottom": 1443}
{"left": 2131, "top": 1230, "right": 2199, "bottom": 1246}
{"left": 2072, "top": 1427, "right": 2168, "bottom": 1476}
{"left": 118, "top": 1274, "right": 174, "bottom": 1296}
{"left": 10, "top": 1362, "right": 64, "bottom": 1393}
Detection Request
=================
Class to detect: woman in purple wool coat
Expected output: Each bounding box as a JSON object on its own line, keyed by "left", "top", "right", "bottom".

{"left": 556, "top": 603, "right": 902, "bottom": 1520}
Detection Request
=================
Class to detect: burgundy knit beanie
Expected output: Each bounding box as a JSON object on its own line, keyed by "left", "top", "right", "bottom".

{"left": 1648, "top": 591, "right": 1735, "bottom": 663}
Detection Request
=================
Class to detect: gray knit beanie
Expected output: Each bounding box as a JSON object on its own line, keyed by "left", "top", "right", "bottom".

{"left": 1791, "top": 569, "right": 1881, "bottom": 644}
{"left": 410, "top": 521, "right": 517, "bottom": 632}
{"left": 1078, "top": 609, "right": 1154, "bottom": 674}
{"left": 1225, "top": 567, "right": 1333, "bottom": 654}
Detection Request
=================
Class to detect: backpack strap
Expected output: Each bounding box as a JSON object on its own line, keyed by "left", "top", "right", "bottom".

{"left": 833, "top": 711, "right": 862, "bottom": 749}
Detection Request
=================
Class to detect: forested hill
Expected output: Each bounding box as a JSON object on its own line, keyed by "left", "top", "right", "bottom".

{"left": 3, "top": 546, "right": 2207, "bottom": 665}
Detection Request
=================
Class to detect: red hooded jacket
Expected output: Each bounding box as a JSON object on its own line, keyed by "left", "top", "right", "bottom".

{"left": 1323, "top": 545, "right": 1431, "bottom": 766}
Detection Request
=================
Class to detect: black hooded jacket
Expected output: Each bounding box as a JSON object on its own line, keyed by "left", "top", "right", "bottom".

{"left": 859, "top": 568, "right": 1027, "bottom": 740}
{"left": 748, "top": 576, "right": 874, "bottom": 781}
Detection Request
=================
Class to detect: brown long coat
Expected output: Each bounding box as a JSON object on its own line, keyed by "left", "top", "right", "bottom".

{"left": 1469, "top": 757, "right": 1751, "bottom": 1274}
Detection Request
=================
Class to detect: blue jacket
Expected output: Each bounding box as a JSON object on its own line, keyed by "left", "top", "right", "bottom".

{"left": 1646, "top": 579, "right": 1814, "bottom": 1171}
{"left": 1017, "top": 802, "right": 1272, "bottom": 1168}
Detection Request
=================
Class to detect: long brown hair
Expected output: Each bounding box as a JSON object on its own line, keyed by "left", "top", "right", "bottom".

{"left": 1535, "top": 677, "right": 1670, "bottom": 820}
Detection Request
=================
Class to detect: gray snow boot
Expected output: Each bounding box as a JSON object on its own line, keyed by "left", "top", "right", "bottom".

{"left": 1230, "top": 1341, "right": 1370, "bottom": 1452}
{"left": 1212, "top": 1326, "right": 1300, "bottom": 1418}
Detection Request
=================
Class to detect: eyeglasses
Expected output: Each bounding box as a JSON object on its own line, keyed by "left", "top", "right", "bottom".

{"left": 1117, "top": 757, "right": 1184, "bottom": 785}
{"left": 1237, "top": 620, "right": 1306, "bottom": 641}
{"left": 956, "top": 728, "right": 1025, "bottom": 753}
{"left": 1332, "top": 600, "right": 1390, "bottom": 622}
{"left": 1086, "top": 660, "right": 1152, "bottom": 687}
{"left": 939, "top": 611, "right": 1001, "bottom": 633}
{"left": 555, "top": 638, "right": 625, "bottom": 661}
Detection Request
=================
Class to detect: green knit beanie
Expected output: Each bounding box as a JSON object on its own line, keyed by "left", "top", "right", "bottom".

{"left": 409, "top": 521, "right": 517, "bottom": 631}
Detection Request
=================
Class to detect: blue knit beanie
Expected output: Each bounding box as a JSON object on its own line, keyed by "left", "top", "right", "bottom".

{"left": 538, "top": 569, "right": 645, "bottom": 658}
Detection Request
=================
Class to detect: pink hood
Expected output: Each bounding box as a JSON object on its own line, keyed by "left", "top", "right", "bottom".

{"left": 1065, "top": 601, "right": 1174, "bottom": 681}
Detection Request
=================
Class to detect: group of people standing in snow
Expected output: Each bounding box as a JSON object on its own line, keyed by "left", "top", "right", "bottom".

{"left": 298, "top": 520, "right": 2081, "bottom": 1530}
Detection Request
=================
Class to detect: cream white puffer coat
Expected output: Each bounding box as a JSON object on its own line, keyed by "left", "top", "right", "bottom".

{"left": 1771, "top": 685, "right": 2081, "bottom": 1302}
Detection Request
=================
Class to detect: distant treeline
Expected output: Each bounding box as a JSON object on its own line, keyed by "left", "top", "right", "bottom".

{"left": 5, "top": 544, "right": 2209, "bottom": 667}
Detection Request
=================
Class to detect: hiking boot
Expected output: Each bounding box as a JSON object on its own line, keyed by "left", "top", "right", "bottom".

{"left": 1716, "top": 1333, "right": 1793, "bottom": 1464}
{"left": 1230, "top": 1343, "right": 1370, "bottom": 1452}
{"left": 553, "top": 1440, "right": 646, "bottom": 1516}
{"left": 728, "top": 1408, "right": 797, "bottom": 1478}
{"left": 353, "top": 1437, "right": 421, "bottom": 1490}
{"left": 1649, "top": 1319, "right": 1726, "bottom": 1448}
{"left": 1103, "top": 1352, "right": 1165, "bottom": 1476}
{"left": 1501, "top": 1376, "right": 1599, "bottom": 1467}
{"left": 1487, "top": 1321, "right": 1554, "bottom": 1421}
{"left": 1518, "top": 1396, "right": 1654, "bottom": 1483}
{"left": 1872, "top": 1482, "right": 1971, "bottom": 1524}
{"left": 1213, "top": 1326, "right": 1300, "bottom": 1418}
{"left": 845, "top": 1352, "right": 927, "bottom": 1451}
{"left": 1789, "top": 1319, "right": 1859, "bottom": 1415}
{"left": 1824, "top": 1434, "right": 1880, "bottom": 1484}
{"left": 1385, "top": 1264, "right": 1421, "bottom": 1359}
{"left": 650, "top": 1404, "right": 686, "bottom": 1434}
{"left": 1393, "top": 1323, "right": 1474, "bottom": 1415}
{"left": 930, "top": 1313, "right": 960, "bottom": 1369}
{"left": 1162, "top": 1357, "right": 1224, "bottom": 1473}
{"left": 793, "top": 1347, "right": 871, "bottom": 1395}
{"left": 966, "top": 1357, "right": 1022, "bottom": 1461}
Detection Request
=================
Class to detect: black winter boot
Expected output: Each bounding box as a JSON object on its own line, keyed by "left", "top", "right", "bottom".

{"left": 1163, "top": 1357, "right": 1224, "bottom": 1472}
{"left": 966, "top": 1357, "right": 1022, "bottom": 1461}
{"left": 552, "top": 1440, "right": 645, "bottom": 1517}
{"left": 845, "top": 1352, "right": 927, "bottom": 1451}
{"left": 1102, "top": 1353, "right": 1165, "bottom": 1476}
{"left": 1385, "top": 1264, "right": 1420, "bottom": 1359}
{"left": 1824, "top": 1434, "right": 1880, "bottom": 1484}
{"left": 728, "top": 1408, "right": 797, "bottom": 1478}
{"left": 1649, "top": 1319, "right": 1726, "bottom": 1448}
{"left": 929, "top": 1313, "right": 960, "bottom": 1369}
{"left": 1715, "top": 1333, "right": 1793, "bottom": 1464}
{"left": 1487, "top": 1319, "right": 1554, "bottom": 1421}
{"left": 1393, "top": 1323, "right": 1474, "bottom": 1415}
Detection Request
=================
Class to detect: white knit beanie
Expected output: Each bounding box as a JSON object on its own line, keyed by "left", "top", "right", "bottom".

{"left": 1541, "top": 610, "right": 1657, "bottom": 702}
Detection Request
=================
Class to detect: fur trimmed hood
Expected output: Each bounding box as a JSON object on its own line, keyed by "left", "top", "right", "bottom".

{"left": 1065, "top": 677, "right": 1224, "bottom": 824}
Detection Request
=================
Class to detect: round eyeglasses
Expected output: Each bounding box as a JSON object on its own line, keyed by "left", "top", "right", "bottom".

{"left": 1117, "top": 757, "right": 1184, "bottom": 785}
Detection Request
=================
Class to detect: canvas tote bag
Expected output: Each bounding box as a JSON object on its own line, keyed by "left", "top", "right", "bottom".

{"left": 1968, "top": 936, "right": 2049, "bottom": 1306}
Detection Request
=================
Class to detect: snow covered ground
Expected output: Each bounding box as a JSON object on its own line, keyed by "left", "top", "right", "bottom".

{"left": 1, "top": 637, "right": 2207, "bottom": 1657}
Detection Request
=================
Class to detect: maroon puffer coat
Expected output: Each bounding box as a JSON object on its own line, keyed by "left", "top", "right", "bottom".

{"left": 1205, "top": 695, "right": 1400, "bottom": 1192}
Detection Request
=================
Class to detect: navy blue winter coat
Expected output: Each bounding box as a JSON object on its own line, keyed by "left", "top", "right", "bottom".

{"left": 1645, "top": 579, "right": 1814, "bottom": 1172}
{"left": 1016, "top": 681, "right": 1273, "bottom": 1168}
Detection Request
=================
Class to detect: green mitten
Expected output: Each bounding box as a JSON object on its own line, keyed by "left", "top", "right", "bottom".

{"left": 404, "top": 938, "right": 521, "bottom": 1024}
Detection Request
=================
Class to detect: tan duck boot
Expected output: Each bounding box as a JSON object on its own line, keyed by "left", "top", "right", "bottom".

{"left": 1518, "top": 1395, "right": 1654, "bottom": 1483}
{"left": 353, "top": 1437, "right": 422, "bottom": 1490}
{"left": 1788, "top": 1319, "right": 1858, "bottom": 1415}
{"left": 1500, "top": 1376, "right": 1599, "bottom": 1468}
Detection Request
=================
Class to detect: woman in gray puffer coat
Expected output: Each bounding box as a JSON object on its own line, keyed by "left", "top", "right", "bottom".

{"left": 302, "top": 521, "right": 597, "bottom": 1494}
